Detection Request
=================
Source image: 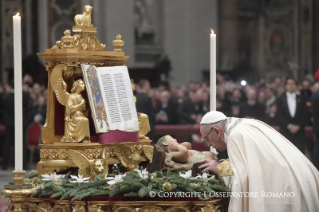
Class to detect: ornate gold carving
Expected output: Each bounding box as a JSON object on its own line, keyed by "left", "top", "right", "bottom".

{"left": 72, "top": 6, "right": 105, "bottom": 51}
{"left": 61, "top": 30, "right": 74, "bottom": 48}
{"left": 88, "top": 205, "right": 104, "bottom": 212}
{"left": 37, "top": 202, "right": 53, "bottom": 212}
{"left": 200, "top": 205, "right": 223, "bottom": 212}
{"left": 63, "top": 66, "right": 75, "bottom": 79}
{"left": 112, "top": 34, "right": 125, "bottom": 52}
{"left": 113, "top": 143, "right": 142, "bottom": 171}
{"left": 15, "top": 198, "right": 228, "bottom": 212}
{"left": 52, "top": 40, "right": 64, "bottom": 49}
{"left": 68, "top": 149, "right": 117, "bottom": 180}
{"left": 51, "top": 6, "right": 106, "bottom": 51}
{"left": 12, "top": 171, "right": 26, "bottom": 185}
{"left": 53, "top": 204, "right": 71, "bottom": 212}
{"left": 166, "top": 206, "right": 191, "bottom": 212}
{"left": 72, "top": 204, "right": 86, "bottom": 212}
{"left": 1, "top": 186, "right": 36, "bottom": 212}
{"left": 50, "top": 64, "right": 90, "bottom": 143}
{"left": 139, "top": 206, "right": 163, "bottom": 212}
{"left": 40, "top": 148, "right": 107, "bottom": 160}
{"left": 114, "top": 206, "right": 136, "bottom": 212}
{"left": 142, "top": 145, "right": 154, "bottom": 162}
{"left": 58, "top": 149, "right": 69, "bottom": 160}
{"left": 23, "top": 202, "right": 38, "bottom": 212}
{"left": 69, "top": 150, "right": 101, "bottom": 180}
{"left": 217, "top": 160, "right": 233, "bottom": 177}
{"left": 74, "top": 5, "right": 93, "bottom": 27}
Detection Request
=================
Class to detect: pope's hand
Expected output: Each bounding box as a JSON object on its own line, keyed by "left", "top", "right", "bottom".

{"left": 198, "top": 159, "right": 219, "bottom": 175}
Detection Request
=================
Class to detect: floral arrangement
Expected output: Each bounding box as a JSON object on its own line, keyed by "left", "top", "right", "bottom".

{"left": 28, "top": 168, "right": 229, "bottom": 201}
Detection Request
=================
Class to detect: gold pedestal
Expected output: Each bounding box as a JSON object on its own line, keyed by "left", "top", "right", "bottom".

{"left": 12, "top": 197, "right": 228, "bottom": 212}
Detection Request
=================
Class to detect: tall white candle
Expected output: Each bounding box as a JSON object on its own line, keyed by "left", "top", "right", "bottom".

{"left": 13, "top": 13, "right": 23, "bottom": 171}
{"left": 210, "top": 29, "right": 216, "bottom": 111}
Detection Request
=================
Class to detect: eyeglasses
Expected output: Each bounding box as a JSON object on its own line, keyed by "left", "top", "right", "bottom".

{"left": 203, "top": 127, "right": 214, "bottom": 142}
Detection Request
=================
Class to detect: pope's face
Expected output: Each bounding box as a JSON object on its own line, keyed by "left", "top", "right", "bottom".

{"left": 200, "top": 125, "right": 226, "bottom": 151}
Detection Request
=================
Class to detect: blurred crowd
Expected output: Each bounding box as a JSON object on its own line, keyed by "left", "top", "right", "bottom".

{"left": 0, "top": 74, "right": 47, "bottom": 170}
{"left": 0, "top": 73, "right": 318, "bottom": 170}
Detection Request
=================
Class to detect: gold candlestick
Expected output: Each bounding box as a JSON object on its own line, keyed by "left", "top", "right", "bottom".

{"left": 1, "top": 171, "right": 35, "bottom": 212}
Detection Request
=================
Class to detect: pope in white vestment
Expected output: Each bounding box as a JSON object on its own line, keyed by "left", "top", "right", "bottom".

{"left": 199, "top": 111, "right": 319, "bottom": 212}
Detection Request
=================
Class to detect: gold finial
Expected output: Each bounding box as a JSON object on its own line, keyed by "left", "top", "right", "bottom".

{"left": 61, "top": 29, "right": 74, "bottom": 48}
{"left": 112, "top": 34, "right": 125, "bottom": 52}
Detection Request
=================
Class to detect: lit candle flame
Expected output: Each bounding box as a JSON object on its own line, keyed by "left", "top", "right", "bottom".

{"left": 15, "top": 12, "right": 19, "bottom": 16}
{"left": 211, "top": 29, "right": 214, "bottom": 34}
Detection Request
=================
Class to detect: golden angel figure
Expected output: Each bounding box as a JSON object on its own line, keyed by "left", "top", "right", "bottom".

{"left": 68, "top": 149, "right": 119, "bottom": 180}
{"left": 50, "top": 64, "right": 90, "bottom": 143}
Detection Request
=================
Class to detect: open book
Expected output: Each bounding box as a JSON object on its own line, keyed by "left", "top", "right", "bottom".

{"left": 81, "top": 65, "right": 139, "bottom": 133}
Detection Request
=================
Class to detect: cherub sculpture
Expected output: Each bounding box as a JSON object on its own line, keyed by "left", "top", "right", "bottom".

{"left": 74, "top": 5, "right": 93, "bottom": 27}
{"left": 113, "top": 143, "right": 145, "bottom": 171}
{"left": 68, "top": 149, "right": 119, "bottom": 180}
{"left": 157, "top": 135, "right": 217, "bottom": 171}
{"left": 50, "top": 64, "right": 90, "bottom": 143}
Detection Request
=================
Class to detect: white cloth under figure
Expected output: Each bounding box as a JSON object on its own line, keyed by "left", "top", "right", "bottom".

{"left": 225, "top": 117, "right": 319, "bottom": 212}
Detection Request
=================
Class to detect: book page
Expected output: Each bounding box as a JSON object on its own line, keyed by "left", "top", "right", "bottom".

{"left": 97, "top": 66, "right": 139, "bottom": 131}
{"left": 81, "top": 64, "right": 109, "bottom": 133}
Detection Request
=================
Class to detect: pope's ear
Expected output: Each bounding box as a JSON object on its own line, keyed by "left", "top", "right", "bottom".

{"left": 214, "top": 127, "right": 221, "bottom": 135}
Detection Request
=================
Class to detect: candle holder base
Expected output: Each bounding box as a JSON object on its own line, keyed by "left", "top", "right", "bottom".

{"left": 1, "top": 171, "right": 36, "bottom": 212}
{"left": 12, "top": 170, "right": 26, "bottom": 185}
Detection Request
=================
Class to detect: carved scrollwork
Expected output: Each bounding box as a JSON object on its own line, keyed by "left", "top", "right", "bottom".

{"left": 139, "top": 205, "right": 163, "bottom": 212}
{"left": 72, "top": 204, "right": 86, "bottom": 212}
{"left": 23, "top": 202, "right": 38, "bottom": 212}
{"left": 52, "top": 204, "right": 71, "bottom": 212}
{"left": 166, "top": 206, "right": 191, "bottom": 212}
{"left": 114, "top": 206, "right": 136, "bottom": 212}
{"left": 200, "top": 205, "right": 223, "bottom": 212}
{"left": 40, "top": 148, "right": 106, "bottom": 160}
{"left": 87, "top": 204, "right": 109, "bottom": 212}
{"left": 36, "top": 202, "right": 53, "bottom": 212}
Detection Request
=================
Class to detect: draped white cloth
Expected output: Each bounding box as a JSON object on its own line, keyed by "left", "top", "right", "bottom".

{"left": 225, "top": 117, "right": 319, "bottom": 212}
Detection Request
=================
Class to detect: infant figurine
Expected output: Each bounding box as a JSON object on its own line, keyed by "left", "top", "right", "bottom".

{"left": 157, "top": 135, "right": 217, "bottom": 165}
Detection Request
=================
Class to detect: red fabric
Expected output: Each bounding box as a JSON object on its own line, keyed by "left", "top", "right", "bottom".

{"left": 315, "top": 69, "right": 319, "bottom": 81}
{"left": 99, "top": 130, "right": 139, "bottom": 143}
{"left": 192, "top": 141, "right": 209, "bottom": 151}
{"left": 27, "top": 123, "right": 41, "bottom": 147}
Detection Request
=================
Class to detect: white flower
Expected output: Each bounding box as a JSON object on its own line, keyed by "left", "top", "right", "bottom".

{"left": 105, "top": 174, "right": 125, "bottom": 185}
{"left": 179, "top": 170, "right": 192, "bottom": 179}
{"left": 41, "top": 172, "right": 65, "bottom": 181}
{"left": 70, "top": 175, "right": 90, "bottom": 183}
{"left": 195, "top": 172, "right": 215, "bottom": 179}
{"left": 134, "top": 168, "right": 149, "bottom": 179}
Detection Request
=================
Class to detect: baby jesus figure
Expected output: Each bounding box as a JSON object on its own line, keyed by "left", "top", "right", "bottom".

{"left": 156, "top": 135, "right": 217, "bottom": 170}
